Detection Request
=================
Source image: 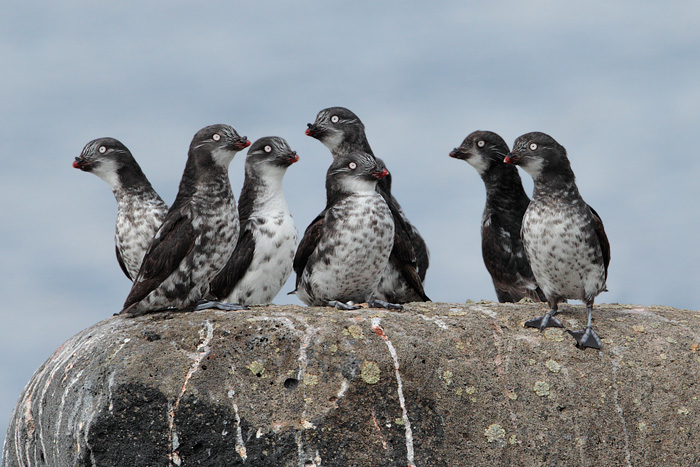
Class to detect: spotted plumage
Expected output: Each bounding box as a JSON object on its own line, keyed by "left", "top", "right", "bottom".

{"left": 209, "top": 137, "right": 299, "bottom": 305}
{"left": 506, "top": 132, "right": 610, "bottom": 349}
{"left": 306, "top": 106, "right": 429, "bottom": 303}
{"left": 450, "top": 130, "right": 545, "bottom": 303}
{"left": 74, "top": 137, "right": 168, "bottom": 281}
{"left": 120, "top": 124, "right": 250, "bottom": 316}
{"left": 293, "top": 152, "right": 397, "bottom": 309}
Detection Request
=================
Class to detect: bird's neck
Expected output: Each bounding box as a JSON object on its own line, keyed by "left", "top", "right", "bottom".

{"left": 483, "top": 167, "right": 530, "bottom": 214}
{"left": 238, "top": 169, "right": 288, "bottom": 221}
{"left": 331, "top": 137, "right": 374, "bottom": 160}
{"left": 532, "top": 176, "right": 581, "bottom": 202}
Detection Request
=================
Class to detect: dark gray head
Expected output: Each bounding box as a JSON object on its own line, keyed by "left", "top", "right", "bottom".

{"left": 73, "top": 137, "right": 146, "bottom": 190}
{"left": 305, "top": 107, "right": 372, "bottom": 155}
{"left": 505, "top": 132, "right": 573, "bottom": 182}
{"left": 450, "top": 130, "right": 510, "bottom": 177}
{"left": 246, "top": 136, "right": 299, "bottom": 170}
{"left": 189, "top": 124, "right": 250, "bottom": 168}
{"left": 326, "top": 151, "right": 388, "bottom": 195}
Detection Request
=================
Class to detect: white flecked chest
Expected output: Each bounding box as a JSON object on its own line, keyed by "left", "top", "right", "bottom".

{"left": 225, "top": 195, "right": 298, "bottom": 305}
{"left": 114, "top": 193, "right": 167, "bottom": 280}
{"left": 299, "top": 192, "right": 394, "bottom": 305}
{"left": 522, "top": 197, "right": 605, "bottom": 302}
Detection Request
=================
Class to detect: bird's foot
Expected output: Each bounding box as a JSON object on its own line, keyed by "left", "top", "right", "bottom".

{"left": 327, "top": 300, "right": 362, "bottom": 310}
{"left": 567, "top": 326, "right": 602, "bottom": 350}
{"left": 195, "top": 300, "right": 249, "bottom": 312}
{"left": 524, "top": 311, "right": 563, "bottom": 331}
{"left": 367, "top": 299, "right": 403, "bottom": 310}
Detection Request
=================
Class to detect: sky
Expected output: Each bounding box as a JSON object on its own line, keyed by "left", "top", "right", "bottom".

{"left": 2, "top": 0, "right": 700, "bottom": 451}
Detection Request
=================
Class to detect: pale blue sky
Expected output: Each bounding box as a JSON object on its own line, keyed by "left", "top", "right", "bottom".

{"left": 2, "top": 0, "right": 699, "bottom": 449}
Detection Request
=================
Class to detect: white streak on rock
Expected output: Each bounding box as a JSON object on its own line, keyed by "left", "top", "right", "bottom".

{"left": 55, "top": 369, "right": 85, "bottom": 442}
{"left": 227, "top": 390, "right": 247, "bottom": 462}
{"left": 168, "top": 320, "right": 214, "bottom": 467}
{"left": 336, "top": 379, "right": 349, "bottom": 400}
{"left": 294, "top": 319, "right": 318, "bottom": 467}
{"left": 417, "top": 313, "right": 449, "bottom": 330}
{"left": 370, "top": 318, "right": 416, "bottom": 467}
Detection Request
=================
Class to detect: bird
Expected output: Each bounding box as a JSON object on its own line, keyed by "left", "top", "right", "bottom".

{"left": 305, "top": 106, "right": 429, "bottom": 303}
{"left": 292, "top": 151, "right": 401, "bottom": 310}
{"left": 73, "top": 137, "right": 168, "bottom": 281}
{"left": 450, "top": 130, "right": 546, "bottom": 303}
{"left": 208, "top": 136, "right": 299, "bottom": 305}
{"left": 505, "top": 132, "right": 610, "bottom": 349}
{"left": 120, "top": 124, "right": 250, "bottom": 316}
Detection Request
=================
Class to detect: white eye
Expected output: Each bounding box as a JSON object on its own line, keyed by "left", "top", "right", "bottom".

{"left": 529, "top": 143, "right": 538, "bottom": 151}
{"left": 331, "top": 115, "right": 339, "bottom": 123}
{"left": 348, "top": 161, "right": 357, "bottom": 170}
{"left": 98, "top": 146, "right": 107, "bottom": 154}
{"left": 212, "top": 133, "right": 221, "bottom": 141}
{"left": 264, "top": 145, "right": 272, "bottom": 153}
{"left": 477, "top": 140, "right": 485, "bottom": 148}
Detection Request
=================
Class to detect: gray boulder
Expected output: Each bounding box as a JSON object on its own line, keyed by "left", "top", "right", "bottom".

{"left": 4, "top": 302, "right": 700, "bottom": 466}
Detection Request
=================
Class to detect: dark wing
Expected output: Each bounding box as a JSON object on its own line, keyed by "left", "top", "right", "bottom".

{"left": 122, "top": 211, "right": 196, "bottom": 311}
{"left": 115, "top": 245, "right": 133, "bottom": 281}
{"left": 389, "top": 227, "right": 430, "bottom": 301}
{"left": 482, "top": 214, "right": 546, "bottom": 302}
{"left": 588, "top": 204, "right": 611, "bottom": 280}
{"left": 208, "top": 223, "right": 255, "bottom": 299}
{"left": 376, "top": 176, "right": 430, "bottom": 282}
{"left": 410, "top": 227, "right": 430, "bottom": 282}
{"left": 293, "top": 212, "right": 325, "bottom": 290}
{"left": 378, "top": 185, "right": 431, "bottom": 284}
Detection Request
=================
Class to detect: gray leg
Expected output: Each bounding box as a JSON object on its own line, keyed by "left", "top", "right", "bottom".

{"left": 567, "top": 303, "right": 602, "bottom": 350}
{"left": 525, "top": 301, "right": 563, "bottom": 330}
{"left": 367, "top": 298, "right": 403, "bottom": 310}
{"left": 195, "top": 300, "right": 249, "bottom": 311}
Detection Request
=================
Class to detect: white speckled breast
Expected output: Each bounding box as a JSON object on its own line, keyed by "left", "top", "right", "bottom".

{"left": 297, "top": 192, "right": 394, "bottom": 306}
{"left": 522, "top": 196, "right": 606, "bottom": 302}
{"left": 115, "top": 191, "right": 168, "bottom": 279}
{"left": 224, "top": 207, "right": 298, "bottom": 305}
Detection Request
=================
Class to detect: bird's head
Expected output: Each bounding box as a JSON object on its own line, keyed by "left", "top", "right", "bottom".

{"left": 327, "top": 151, "right": 387, "bottom": 194}
{"left": 505, "top": 132, "right": 571, "bottom": 180}
{"left": 305, "top": 106, "right": 366, "bottom": 153}
{"left": 73, "top": 137, "right": 135, "bottom": 188}
{"left": 190, "top": 124, "right": 251, "bottom": 167}
{"left": 246, "top": 136, "right": 299, "bottom": 171}
{"left": 450, "top": 130, "right": 510, "bottom": 177}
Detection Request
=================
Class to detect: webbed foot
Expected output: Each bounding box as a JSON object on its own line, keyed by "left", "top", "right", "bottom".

{"left": 524, "top": 310, "right": 563, "bottom": 331}
{"left": 368, "top": 299, "right": 403, "bottom": 310}
{"left": 327, "top": 300, "right": 361, "bottom": 310}
{"left": 567, "top": 326, "right": 602, "bottom": 350}
{"left": 195, "top": 300, "right": 249, "bottom": 311}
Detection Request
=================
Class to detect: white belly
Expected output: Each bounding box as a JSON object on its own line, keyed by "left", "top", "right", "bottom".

{"left": 224, "top": 213, "right": 298, "bottom": 305}
{"left": 523, "top": 201, "right": 605, "bottom": 302}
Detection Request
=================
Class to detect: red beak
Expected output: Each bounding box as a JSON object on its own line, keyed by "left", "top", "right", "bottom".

{"left": 373, "top": 168, "right": 389, "bottom": 179}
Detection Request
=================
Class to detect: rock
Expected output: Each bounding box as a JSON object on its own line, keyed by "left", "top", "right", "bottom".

{"left": 4, "top": 302, "right": 700, "bottom": 466}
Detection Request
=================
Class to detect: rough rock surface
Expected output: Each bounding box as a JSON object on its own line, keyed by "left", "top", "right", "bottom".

{"left": 3, "top": 302, "right": 700, "bottom": 466}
